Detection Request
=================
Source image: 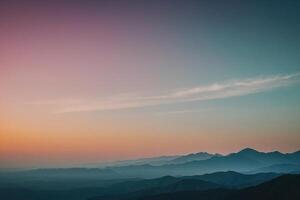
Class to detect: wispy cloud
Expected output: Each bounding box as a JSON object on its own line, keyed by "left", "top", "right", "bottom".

{"left": 156, "top": 109, "right": 208, "bottom": 116}
{"left": 30, "top": 72, "right": 300, "bottom": 113}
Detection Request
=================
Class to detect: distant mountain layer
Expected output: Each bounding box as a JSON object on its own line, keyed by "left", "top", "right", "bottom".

{"left": 167, "top": 152, "right": 222, "bottom": 164}
{"left": 93, "top": 151, "right": 220, "bottom": 167}
{"left": 3, "top": 148, "right": 300, "bottom": 179}
{"left": 2, "top": 148, "right": 300, "bottom": 200}
{"left": 107, "top": 148, "right": 300, "bottom": 178}
{"left": 138, "top": 174, "right": 300, "bottom": 200}
{"left": 184, "top": 171, "right": 280, "bottom": 188}
{"left": 249, "top": 163, "right": 300, "bottom": 173}
{"left": 93, "top": 155, "right": 180, "bottom": 167}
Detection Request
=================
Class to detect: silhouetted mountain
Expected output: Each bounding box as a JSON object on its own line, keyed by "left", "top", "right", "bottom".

{"left": 88, "top": 171, "right": 279, "bottom": 200}
{"left": 93, "top": 156, "right": 180, "bottom": 167}
{"left": 0, "top": 171, "right": 296, "bottom": 200}
{"left": 167, "top": 152, "right": 221, "bottom": 164}
{"left": 5, "top": 148, "right": 299, "bottom": 179}
{"left": 109, "top": 148, "right": 300, "bottom": 177}
{"left": 150, "top": 179, "right": 221, "bottom": 193}
{"left": 233, "top": 148, "right": 300, "bottom": 166}
{"left": 188, "top": 171, "right": 279, "bottom": 188}
{"left": 93, "top": 152, "right": 219, "bottom": 167}
{"left": 0, "top": 171, "right": 278, "bottom": 200}
{"left": 229, "top": 174, "right": 300, "bottom": 200}
{"left": 138, "top": 174, "right": 300, "bottom": 200}
{"left": 1, "top": 148, "right": 300, "bottom": 200}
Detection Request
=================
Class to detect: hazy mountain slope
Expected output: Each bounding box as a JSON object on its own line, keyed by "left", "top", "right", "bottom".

{"left": 0, "top": 172, "right": 295, "bottom": 200}
{"left": 94, "top": 156, "right": 180, "bottom": 167}
{"left": 187, "top": 171, "right": 280, "bottom": 188}
{"left": 110, "top": 148, "right": 300, "bottom": 177}
{"left": 167, "top": 152, "right": 221, "bottom": 164}
{"left": 249, "top": 163, "right": 300, "bottom": 174}
{"left": 110, "top": 171, "right": 279, "bottom": 190}
{"left": 138, "top": 174, "right": 300, "bottom": 200}
{"left": 230, "top": 148, "right": 300, "bottom": 166}
{"left": 87, "top": 171, "right": 279, "bottom": 200}
{"left": 95, "top": 152, "right": 220, "bottom": 167}
{"left": 0, "top": 168, "right": 125, "bottom": 183}
{"left": 5, "top": 148, "right": 299, "bottom": 179}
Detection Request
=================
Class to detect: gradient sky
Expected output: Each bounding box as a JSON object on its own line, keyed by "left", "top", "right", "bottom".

{"left": 1, "top": 0, "right": 300, "bottom": 168}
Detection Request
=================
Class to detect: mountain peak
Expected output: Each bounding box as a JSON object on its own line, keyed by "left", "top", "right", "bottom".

{"left": 238, "top": 148, "right": 259, "bottom": 154}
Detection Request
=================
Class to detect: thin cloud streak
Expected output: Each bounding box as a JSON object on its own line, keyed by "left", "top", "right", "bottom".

{"left": 33, "top": 72, "right": 300, "bottom": 113}
{"left": 156, "top": 109, "right": 208, "bottom": 116}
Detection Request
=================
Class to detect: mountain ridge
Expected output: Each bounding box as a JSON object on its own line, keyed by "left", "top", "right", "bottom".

{"left": 137, "top": 174, "right": 300, "bottom": 200}
{"left": 4, "top": 148, "right": 300, "bottom": 179}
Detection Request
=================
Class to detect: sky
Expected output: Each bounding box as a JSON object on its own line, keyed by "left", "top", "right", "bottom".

{"left": 1, "top": 0, "right": 300, "bottom": 168}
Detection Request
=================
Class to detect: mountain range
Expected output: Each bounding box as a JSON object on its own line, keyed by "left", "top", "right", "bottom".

{"left": 1, "top": 172, "right": 297, "bottom": 200}
{"left": 2, "top": 148, "right": 300, "bottom": 179}
{"left": 107, "top": 148, "right": 300, "bottom": 178}
{"left": 1, "top": 148, "right": 300, "bottom": 200}
{"left": 87, "top": 151, "right": 221, "bottom": 167}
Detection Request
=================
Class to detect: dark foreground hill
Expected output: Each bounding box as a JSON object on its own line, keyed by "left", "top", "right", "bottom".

{"left": 0, "top": 173, "right": 298, "bottom": 200}
{"left": 0, "top": 171, "right": 279, "bottom": 200}
{"left": 139, "top": 174, "right": 300, "bottom": 200}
